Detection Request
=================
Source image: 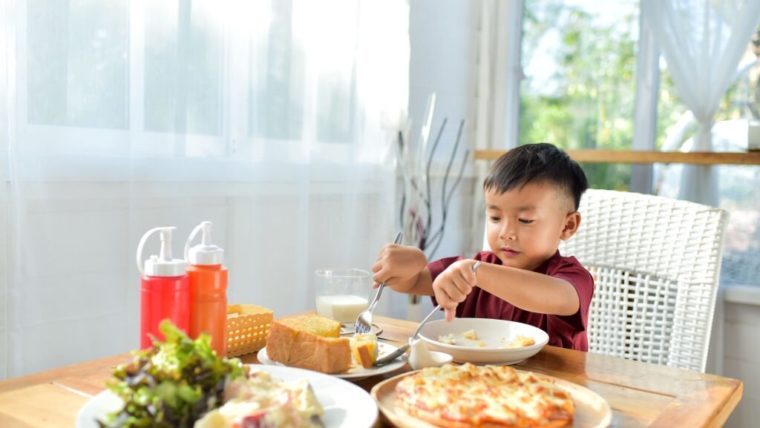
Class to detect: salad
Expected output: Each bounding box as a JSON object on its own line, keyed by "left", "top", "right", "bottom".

{"left": 99, "top": 321, "right": 244, "bottom": 427}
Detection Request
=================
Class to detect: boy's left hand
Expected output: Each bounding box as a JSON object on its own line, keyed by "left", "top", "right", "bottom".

{"left": 432, "top": 259, "right": 478, "bottom": 321}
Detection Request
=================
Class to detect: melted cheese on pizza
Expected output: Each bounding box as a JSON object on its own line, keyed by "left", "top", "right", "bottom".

{"left": 395, "top": 363, "right": 574, "bottom": 427}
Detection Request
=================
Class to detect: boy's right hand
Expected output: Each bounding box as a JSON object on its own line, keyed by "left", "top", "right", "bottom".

{"left": 371, "top": 244, "right": 427, "bottom": 292}
{"left": 432, "top": 259, "right": 478, "bottom": 321}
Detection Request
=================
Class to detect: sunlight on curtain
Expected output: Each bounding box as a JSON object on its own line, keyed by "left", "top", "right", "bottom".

{"left": 643, "top": 0, "right": 760, "bottom": 205}
{"left": 0, "top": 0, "right": 409, "bottom": 378}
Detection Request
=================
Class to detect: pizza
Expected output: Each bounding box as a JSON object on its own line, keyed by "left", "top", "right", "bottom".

{"left": 394, "top": 363, "right": 574, "bottom": 428}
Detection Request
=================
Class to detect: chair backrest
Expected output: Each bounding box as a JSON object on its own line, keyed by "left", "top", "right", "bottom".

{"left": 560, "top": 189, "right": 728, "bottom": 372}
{"left": 481, "top": 189, "right": 728, "bottom": 372}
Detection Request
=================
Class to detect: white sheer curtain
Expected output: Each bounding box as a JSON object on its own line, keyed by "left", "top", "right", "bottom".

{"left": 642, "top": 0, "right": 760, "bottom": 205}
{"left": 0, "top": 0, "right": 408, "bottom": 378}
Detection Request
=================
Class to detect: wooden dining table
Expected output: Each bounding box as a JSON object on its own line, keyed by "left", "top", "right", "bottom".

{"left": 0, "top": 315, "right": 743, "bottom": 427}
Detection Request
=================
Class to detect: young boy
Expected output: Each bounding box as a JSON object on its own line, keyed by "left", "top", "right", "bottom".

{"left": 372, "top": 143, "right": 593, "bottom": 350}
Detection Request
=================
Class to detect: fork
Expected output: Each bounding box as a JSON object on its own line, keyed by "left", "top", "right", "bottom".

{"left": 375, "top": 304, "right": 441, "bottom": 366}
{"left": 354, "top": 232, "right": 404, "bottom": 334}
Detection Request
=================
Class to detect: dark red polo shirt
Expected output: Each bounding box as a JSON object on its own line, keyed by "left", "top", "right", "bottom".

{"left": 428, "top": 251, "right": 593, "bottom": 351}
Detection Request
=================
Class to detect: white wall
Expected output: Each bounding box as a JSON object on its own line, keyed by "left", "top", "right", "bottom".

{"left": 0, "top": 183, "right": 8, "bottom": 379}
{"left": 719, "top": 288, "right": 760, "bottom": 428}
{"left": 408, "top": 0, "right": 477, "bottom": 259}
{"left": 394, "top": 0, "right": 478, "bottom": 322}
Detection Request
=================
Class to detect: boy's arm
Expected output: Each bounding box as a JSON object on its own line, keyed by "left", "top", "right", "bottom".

{"left": 398, "top": 267, "right": 434, "bottom": 296}
{"left": 476, "top": 262, "right": 579, "bottom": 315}
{"left": 371, "top": 245, "right": 435, "bottom": 296}
{"left": 433, "top": 260, "right": 579, "bottom": 316}
{"left": 373, "top": 263, "right": 434, "bottom": 296}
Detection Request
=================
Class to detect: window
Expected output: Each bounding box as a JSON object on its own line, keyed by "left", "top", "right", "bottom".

{"left": 656, "top": 28, "right": 760, "bottom": 287}
{"left": 27, "top": 0, "right": 129, "bottom": 129}
{"left": 248, "top": 0, "right": 357, "bottom": 145}
{"left": 249, "top": 0, "right": 304, "bottom": 141}
{"left": 143, "top": 1, "right": 223, "bottom": 136}
{"left": 19, "top": 0, "right": 366, "bottom": 170}
{"left": 520, "top": 0, "right": 639, "bottom": 190}
{"left": 518, "top": 1, "right": 760, "bottom": 287}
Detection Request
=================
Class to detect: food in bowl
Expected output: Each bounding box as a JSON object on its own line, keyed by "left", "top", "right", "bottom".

{"left": 462, "top": 329, "right": 479, "bottom": 340}
{"left": 438, "top": 329, "right": 535, "bottom": 349}
{"left": 395, "top": 363, "right": 574, "bottom": 427}
{"left": 420, "top": 318, "right": 549, "bottom": 364}
{"left": 438, "top": 333, "right": 457, "bottom": 345}
{"left": 502, "top": 334, "right": 536, "bottom": 348}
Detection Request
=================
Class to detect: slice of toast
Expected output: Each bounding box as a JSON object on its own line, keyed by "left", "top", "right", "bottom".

{"left": 278, "top": 314, "right": 341, "bottom": 338}
{"left": 266, "top": 314, "right": 351, "bottom": 374}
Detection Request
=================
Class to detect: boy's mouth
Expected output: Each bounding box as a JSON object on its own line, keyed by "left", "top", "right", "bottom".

{"left": 501, "top": 247, "right": 520, "bottom": 257}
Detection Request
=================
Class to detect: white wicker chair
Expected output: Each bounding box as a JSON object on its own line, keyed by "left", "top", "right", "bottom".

{"left": 481, "top": 189, "right": 728, "bottom": 371}
{"left": 558, "top": 189, "right": 728, "bottom": 372}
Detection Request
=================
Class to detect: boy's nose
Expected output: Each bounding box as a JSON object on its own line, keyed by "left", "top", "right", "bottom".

{"left": 500, "top": 224, "right": 516, "bottom": 241}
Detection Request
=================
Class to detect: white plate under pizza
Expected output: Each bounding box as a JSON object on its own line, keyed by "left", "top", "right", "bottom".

{"left": 371, "top": 363, "right": 611, "bottom": 428}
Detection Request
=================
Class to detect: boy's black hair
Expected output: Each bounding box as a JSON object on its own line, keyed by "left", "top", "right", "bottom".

{"left": 483, "top": 143, "right": 588, "bottom": 211}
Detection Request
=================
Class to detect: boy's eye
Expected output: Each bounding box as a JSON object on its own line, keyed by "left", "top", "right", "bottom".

{"left": 489, "top": 216, "right": 501, "bottom": 222}
{"left": 518, "top": 218, "right": 534, "bottom": 224}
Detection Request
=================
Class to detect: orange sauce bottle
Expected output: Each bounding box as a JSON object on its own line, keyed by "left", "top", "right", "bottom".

{"left": 185, "top": 221, "right": 228, "bottom": 356}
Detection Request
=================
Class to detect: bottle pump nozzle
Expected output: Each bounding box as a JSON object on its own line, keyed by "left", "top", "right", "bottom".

{"left": 137, "top": 226, "right": 187, "bottom": 276}
{"left": 185, "top": 221, "right": 224, "bottom": 265}
{"left": 200, "top": 221, "right": 211, "bottom": 245}
{"left": 159, "top": 227, "right": 173, "bottom": 261}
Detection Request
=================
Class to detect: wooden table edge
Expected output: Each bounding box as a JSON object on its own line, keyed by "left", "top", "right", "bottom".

{"left": 708, "top": 380, "right": 743, "bottom": 428}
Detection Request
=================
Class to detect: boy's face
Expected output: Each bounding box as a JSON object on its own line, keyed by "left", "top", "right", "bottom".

{"left": 485, "top": 181, "right": 580, "bottom": 271}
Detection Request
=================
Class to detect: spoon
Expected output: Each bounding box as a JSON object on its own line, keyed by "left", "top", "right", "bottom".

{"left": 375, "top": 304, "right": 441, "bottom": 366}
{"left": 354, "top": 232, "right": 403, "bottom": 334}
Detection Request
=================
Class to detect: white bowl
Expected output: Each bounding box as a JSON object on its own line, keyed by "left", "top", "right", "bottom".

{"left": 419, "top": 318, "right": 549, "bottom": 364}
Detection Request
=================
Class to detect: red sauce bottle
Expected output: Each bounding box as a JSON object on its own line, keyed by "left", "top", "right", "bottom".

{"left": 136, "top": 227, "right": 189, "bottom": 349}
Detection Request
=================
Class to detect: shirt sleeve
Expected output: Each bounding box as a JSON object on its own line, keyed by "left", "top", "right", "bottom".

{"left": 427, "top": 255, "right": 464, "bottom": 282}
{"left": 546, "top": 257, "right": 594, "bottom": 335}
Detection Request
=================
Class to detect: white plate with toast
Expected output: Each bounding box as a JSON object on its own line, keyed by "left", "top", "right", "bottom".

{"left": 77, "top": 364, "right": 378, "bottom": 428}
{"left": 258, "top": 341, "right": 407, "bottom": 380}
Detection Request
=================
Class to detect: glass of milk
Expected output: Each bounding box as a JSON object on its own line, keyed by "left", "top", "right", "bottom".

{"left": 314, "top": 268, "right": 371, "bottom": 324}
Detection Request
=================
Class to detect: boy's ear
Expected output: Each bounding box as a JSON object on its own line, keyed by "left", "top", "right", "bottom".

{"left": 560, "top": 211, "right": 581, "bottom": 240}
